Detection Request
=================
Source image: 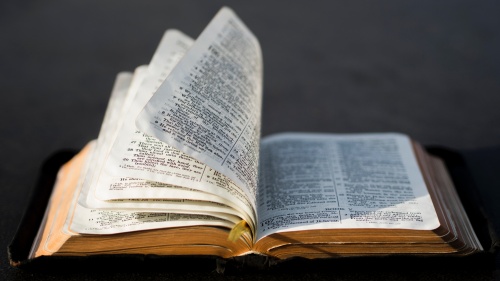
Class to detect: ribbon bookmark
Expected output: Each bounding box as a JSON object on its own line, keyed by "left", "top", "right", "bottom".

{"left": 227, "top": 220, "right": 250, "bottom": 242}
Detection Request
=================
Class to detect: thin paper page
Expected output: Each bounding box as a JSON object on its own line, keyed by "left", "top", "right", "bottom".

{"left": 61, "top": 145, "right": 239, "bottom": 236}
{"left": 87, "top": 175, "right": 255, "bottom": 227}
{"left": 135, "top": 7, "right": 263, "bottom": 201}
{"left": 256, "top": 133, "right": 440, "bottom": 240}
{"left": 79, "top": 65, "right": 148, "bottom": 207}
{"left": 70, "top": 146, "right": 239, "bottom": 236}
{"left": 90, "top": 30, "right": 255, "bottom": 223}
{"left": 94, "top": 30, "right": 193, "bottom": 203}
{"left": 69, "top": 205, "right": 238, "bottom": 235}
{"left": 77, "top": 71, "right": 134, "bottom": 207}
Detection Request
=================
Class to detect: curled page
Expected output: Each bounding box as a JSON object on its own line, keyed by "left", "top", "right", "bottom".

{"left": 62, "top": 144, "right": 239, "bottom": 237}
{"left": 92, "top": 29, "right": 254, "bottom": 224}
{"left": 136, "top": 7, "right": 263, "bottom": 201}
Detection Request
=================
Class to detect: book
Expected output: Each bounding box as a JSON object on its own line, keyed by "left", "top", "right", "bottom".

{"left": 19, "top": 7, "right": 483, "bottom": 265}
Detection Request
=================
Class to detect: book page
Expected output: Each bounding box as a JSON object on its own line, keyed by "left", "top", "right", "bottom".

{"left": 55, "top": 144, "right": 239, "bottom": 236}
{"left": 74, "top": 29, "right": 255, "bottom": 225}
{"left": 77, "top": 68, "right": 137, "bottom": 207}
{"left": 90, "top": 29, "right": 254, "bottom": 222}
{"left": 69, "top": 205, "right": 239, "bottom": 235}
{"left": 135, "top": 7, "right": 263, "bottom": 202}
{"left": 256, "top": 133, "right": 440, "bottom": 240}
{"left": 92, "top": 30, "right": 194, "bottom": 201}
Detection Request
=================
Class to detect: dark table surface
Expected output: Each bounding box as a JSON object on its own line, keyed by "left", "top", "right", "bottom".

{"left": 1, "top": 0, "right": 500, "bottom": 280}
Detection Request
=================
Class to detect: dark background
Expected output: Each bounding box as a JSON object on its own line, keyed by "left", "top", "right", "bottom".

{"left": 1, "top": 0, "right": 499, "bottom": 280}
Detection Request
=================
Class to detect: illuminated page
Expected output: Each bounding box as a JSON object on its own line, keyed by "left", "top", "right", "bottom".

{"left": 256, "top": 133, "right": 440, "bottom": 240}
{"left": 136, "top": 7, "right": 263, "bottom": 202}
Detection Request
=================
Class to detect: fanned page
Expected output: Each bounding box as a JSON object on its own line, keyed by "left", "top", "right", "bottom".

{"left": 61, "top": 74, "right": 238, "bottom": 236}
{"left": 71, "top": 146, "right": 238, "bottom": 235}
{"left": 135, "top": 7, "right": 263, "bottom": 203}
{"left": 256, "top": 133, "right": 440, "bottom": 240}
{"left": 82, "top": 29, "right": 255, "bottom": 226}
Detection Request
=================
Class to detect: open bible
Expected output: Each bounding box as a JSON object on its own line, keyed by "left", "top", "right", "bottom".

{"left": 26, "top": 7, "right": 482, "bottom": 262}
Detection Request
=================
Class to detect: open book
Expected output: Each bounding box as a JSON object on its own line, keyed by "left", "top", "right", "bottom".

{"left": 28, "top": 7, "right": 482, "bottom": 261}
